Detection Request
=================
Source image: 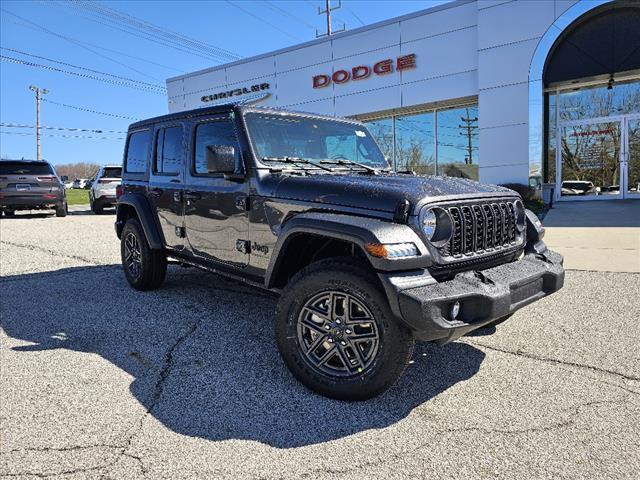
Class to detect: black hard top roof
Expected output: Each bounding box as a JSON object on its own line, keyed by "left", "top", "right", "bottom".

{"left": 127, "top": 104, "right": 364, "bottom": 131}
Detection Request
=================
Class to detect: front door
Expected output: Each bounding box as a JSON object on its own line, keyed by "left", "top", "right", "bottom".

{"left": 183, "top": 116, "right": 249, "bottom": 268}
{"left": 148, "top": 123, "right": 186, "bottom": 250}
{"left": 556, "top": 115, "right": 640, "bottom": 201}
{"left": 623, "top": 115, "right": 640, "bottom": 198}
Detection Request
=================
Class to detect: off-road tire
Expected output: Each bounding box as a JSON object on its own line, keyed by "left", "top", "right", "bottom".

{"left": 121, "top": 218, "right": 167, "bottom": 291}
{"left": 55, "top": 201, "right": 68, "bottom": 217}
{"left": 276, "top": 258, "right": 415, "bottom": 401}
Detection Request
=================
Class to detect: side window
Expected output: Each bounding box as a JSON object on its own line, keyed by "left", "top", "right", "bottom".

{"left": 125, "top": 131, "right": 150, "bottom": 173}
{"left": 154, "top": 126, "right": 183, "bottom": 175}
{"left": 194, "top": 119, "right": 240, "bottom": 175}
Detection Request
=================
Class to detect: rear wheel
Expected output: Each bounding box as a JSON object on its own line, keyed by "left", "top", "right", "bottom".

{"left": 55, "top": 201, "right": 67, "bottom": 217}
{"left": 276, "top": 259, "right": 415, "bottom": 401}
{"left": 92, "top": 199, "right": 103, "bottom": 215}
{"left": 121, "top": 218, "right": 167, "bottom": 291}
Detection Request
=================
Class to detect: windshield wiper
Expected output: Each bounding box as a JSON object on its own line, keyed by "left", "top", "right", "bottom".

{"left": 319, "top": 159, "right": 381, "bottom": 175}
{"left": 261, "top": 156, "right": 333, "bottom": 172}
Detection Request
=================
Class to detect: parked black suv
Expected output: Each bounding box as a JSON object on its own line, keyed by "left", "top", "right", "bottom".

{"left": 0, "top": 159, "right": 67, "bottom": 217}
{"left": 115, "top": 105, "right": 564, "bottom": 400}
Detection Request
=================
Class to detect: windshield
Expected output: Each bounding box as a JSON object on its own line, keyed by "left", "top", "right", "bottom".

{"left": 244, "top": 112, "right": 389, "bottom": 169}
{"left": 102, "top": 167, "right": 122, "bottom": 179}
{"left": 0, "top": 161, "right": 53, "bottom": 175}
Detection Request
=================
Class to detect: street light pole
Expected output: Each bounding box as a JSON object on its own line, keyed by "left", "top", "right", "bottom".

{"left": 29, "top": 85, "right": 49, "bottom": 161}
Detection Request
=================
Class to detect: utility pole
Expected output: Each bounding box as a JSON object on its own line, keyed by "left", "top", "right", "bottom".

{"left": 459, "top": 107, "right": 478, "bottom": 165}
{"left": 29, "top": 85, "right": 49, "bottom": 161}
{"left": 316, "top": 0, "right": 345, "bottom": 37}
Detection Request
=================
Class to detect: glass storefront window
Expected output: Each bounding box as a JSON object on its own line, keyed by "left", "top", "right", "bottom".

{"left": 363, "top": 118, "right": 394, "bottom": 165}
{"left": 556, "top": 80, "right": 640, "bottom": 122}
{"left": 363, "top": 103, "right": 479, "bottom": 180}
{"left": 544, "top": 78, "right": 640, "bottom": 196}
{"left": 436, "top": 105, "right": 479, "bottom": 179}
{"left": 395, "top": 112, "right": 435, "bottom": 175}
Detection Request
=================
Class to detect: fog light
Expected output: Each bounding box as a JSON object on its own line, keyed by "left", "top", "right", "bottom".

{"left": 450, "top": 301, "right": 461, "bottom": 320}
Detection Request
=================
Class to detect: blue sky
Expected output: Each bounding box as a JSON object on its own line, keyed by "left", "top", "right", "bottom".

{"left": 0, "top": 0, "right": 449, "bottom": 166}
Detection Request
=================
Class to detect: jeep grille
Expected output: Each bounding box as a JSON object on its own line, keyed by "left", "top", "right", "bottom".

{"left": 438, "top": 201, "right": 522, "bottom": 259}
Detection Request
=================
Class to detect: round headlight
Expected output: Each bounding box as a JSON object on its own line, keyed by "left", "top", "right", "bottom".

{"left": 419, "top": 207, "right": 453, "bottom": 246}
{"left": 421, "top": 209, "right": 438, "bottom": 240}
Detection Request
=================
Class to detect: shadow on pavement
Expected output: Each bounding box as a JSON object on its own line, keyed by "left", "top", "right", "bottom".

{"left": 1, "top": 265, "right": 485, "bottom": 448}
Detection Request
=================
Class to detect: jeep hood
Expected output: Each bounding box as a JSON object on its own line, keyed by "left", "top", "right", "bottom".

{"left": 273, "top": 173, "right": 515, "bottom": 213}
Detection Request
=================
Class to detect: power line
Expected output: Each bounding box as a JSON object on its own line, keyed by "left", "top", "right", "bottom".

{"left": 263, "top": 1, "right": 317, "bottom": 30}
{"left": 0, "top": 47, "right": 165, "bottom": 90}
{"left": 77, "top": 1, "right": 241, "bottom": 60}
{"left": 1, "top": 8, "right": 165, "bottom": 82}
{"left": 1, "top": 131, "right": 124, "bottom": 140}
{"left": 226, "top": 1, "right": 303, "bottom": 42}
{"left": 1, "top": 123, "right": 127, "bottom": 134}
{"left": 343, "top": 2, "right": 366, "bottom": 26}
{"left": 1, "top": 16, "right": 184, "bottom": 75}
{"left": 0, "top": 55, "right": 166, "bottom": 94}
{"left": 41, "top": 99, "right": 140, "bottom": 121}
{"left": 63, "top": 0, "right": 242, "bottom": 63}
{"left": 73, "top": 0, "right": 241, "bottom": 60}
{"left": 55, "top": 4, "right": 230, "bottom": 63}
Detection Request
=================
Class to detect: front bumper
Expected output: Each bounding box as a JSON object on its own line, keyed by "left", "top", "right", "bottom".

{"left": 381, "top": 250, "right": 564, "bottom": 344}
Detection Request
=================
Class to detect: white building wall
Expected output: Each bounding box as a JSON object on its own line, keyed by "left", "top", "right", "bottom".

{"left": 167, "top": 0, "right": 589, "bottom": 186}
{"left": 167, "top": 0, "right": 479, "bottom": 117}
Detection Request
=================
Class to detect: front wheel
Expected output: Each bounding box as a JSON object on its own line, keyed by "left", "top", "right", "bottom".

{"left": 120, "top": 218, "right": 167, "bottom": 291}
{"left": 276, "top": 259, "right": 415, "bottom": 401}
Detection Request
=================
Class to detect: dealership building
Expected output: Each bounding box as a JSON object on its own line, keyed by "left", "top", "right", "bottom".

{"left": 166, "top": 0, "right": 640, "bottom": 202}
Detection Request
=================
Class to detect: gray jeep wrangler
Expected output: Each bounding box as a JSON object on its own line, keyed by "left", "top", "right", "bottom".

{"left": 115, "top": 105, "right": 564, "bottom": 400}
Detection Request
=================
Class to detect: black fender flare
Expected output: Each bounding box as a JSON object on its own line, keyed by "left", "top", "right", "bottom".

{"left": 265, "top": 212, "right": 431, "bottom": 288}
{"left": 115, "top": 193, "right": 164, "bottom": 250}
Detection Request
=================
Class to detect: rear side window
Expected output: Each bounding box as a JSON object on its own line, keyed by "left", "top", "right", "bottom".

{"left": 154, "top": 126, "right": 183, "bottom": 175}
{"left": 125, "top": 131, "right": 150, "bottom": 173}
{"left": 102, "top": 167, "right": 122, "bottom": 178}
{"left": 0, "top": 162, "right": 53, "bottom": 175}
{"left": 193, "top": 120, "right": 240, "bottom": 175}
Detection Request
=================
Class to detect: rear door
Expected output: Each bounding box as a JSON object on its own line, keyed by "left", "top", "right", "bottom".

{"left": 148, "top": 123, "right": 186, "bottom": 251}
{"left": 183, "top": 116, "right": 249, "bottom": 268}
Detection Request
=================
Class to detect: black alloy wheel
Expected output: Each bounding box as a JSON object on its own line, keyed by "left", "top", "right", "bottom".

{"left": 123, "top": 232, "right": 142, "bottom": 280}
{"left": 297, "top": 290, "right": 380, "bottom": 377}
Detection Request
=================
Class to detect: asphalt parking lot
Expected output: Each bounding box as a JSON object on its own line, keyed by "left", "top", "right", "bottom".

{"left": 1, "top": 208, "right": 639, "bottom": 479}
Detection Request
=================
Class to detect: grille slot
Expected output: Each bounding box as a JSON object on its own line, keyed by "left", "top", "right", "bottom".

{"left": 440, "top": 200, "right": 520, "bottom": 259}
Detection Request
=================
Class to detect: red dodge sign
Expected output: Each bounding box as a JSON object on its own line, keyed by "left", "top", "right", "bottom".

{"left": 312, "top": 54, "right": 416, "bottom": 88}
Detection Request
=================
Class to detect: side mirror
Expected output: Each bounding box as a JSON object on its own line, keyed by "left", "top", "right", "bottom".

{"left": 206, "top": 145, "right": 236, "bottom": 174}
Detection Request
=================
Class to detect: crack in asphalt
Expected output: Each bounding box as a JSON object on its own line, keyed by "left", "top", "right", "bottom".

{"left": 462, "top": 339, "right": 640, "bottom": 382}
{"left": 0, "top": 240, "right": 104, "bottom": 266}
{"left": 298, "top": 399, "right": 626, "bottom": 479}
{"left": 0, "top": 319, "right": 203, "bottom": 479}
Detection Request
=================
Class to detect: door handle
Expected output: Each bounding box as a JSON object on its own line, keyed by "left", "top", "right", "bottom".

{"left": 184, "top": 191, "right": 201, "bottom": 201}
{"left": 149, "top": 187, "right": 163, "bottom": 196}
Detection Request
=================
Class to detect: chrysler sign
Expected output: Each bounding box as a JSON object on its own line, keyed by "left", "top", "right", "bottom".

{"left": 312, "top": 54, "right": 416, "bottom": 88}
{"left": 201, "top": 82, "right": 270, "bottom": 103}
